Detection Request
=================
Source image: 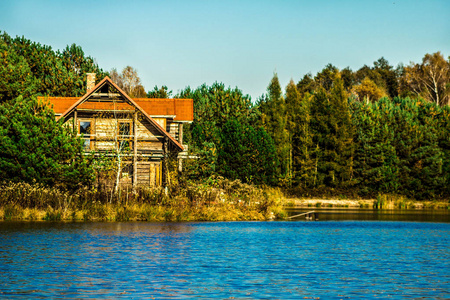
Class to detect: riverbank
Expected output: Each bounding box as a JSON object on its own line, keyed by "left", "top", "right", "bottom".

{"left": 0, "top": 180, "right": 287, "bottom": 222}
{"left": 285, "top": 194, "right": 449, "bottom": 210}
{"left": 0, "top": 202, "right": 278, "bottom": 222}
{"left": 1, "top": 181, "right": 448, "bottom": 222}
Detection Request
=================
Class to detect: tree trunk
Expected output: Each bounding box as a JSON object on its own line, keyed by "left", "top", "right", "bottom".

{"left": 114, "top": 153, "right": 122, "bottom": 196}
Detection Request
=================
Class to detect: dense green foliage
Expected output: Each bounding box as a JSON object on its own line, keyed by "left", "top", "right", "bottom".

{"left": 352, "top": 98, "right": 449, "bottom": 199}
{"left": 217, "top": 120, "right": 276, "bottom": 184}
{"left": 0, "top": 31, "right": 107, "bottom": 102}
{"left": 0, "top": 96, "right": 93, "bottom": 189}
{"left": 0, "top": 31, "right": 106, "bottom": 189}
{"left": 177, "top": 83, "right": 277, "bottom": 185}
{"left": 175, "top": 54, "right": 449, "bottom": 199}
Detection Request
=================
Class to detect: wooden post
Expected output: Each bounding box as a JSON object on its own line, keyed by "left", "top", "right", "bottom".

{"left": 133, "top": 112, "right": 137, "bottom": 191}
{"left": 162, "top": 137, "right": 170, "bottom": 190}
{"left": 72, "top": 109, "right": 78, "bottom": 172}
{"left": 178, "top": 157, "right": 183, "bottom": 173}
{"left": 162, "top": 137, "right": 167, "bottom": 188}
{"left": 73, "top": 109, "right": 78, "bottom": 134}
{"left": 178, "top": 123, "right": 184, "bottom": 173}
{"left": 178, "top": 123, "right": 183, "bottom": 144}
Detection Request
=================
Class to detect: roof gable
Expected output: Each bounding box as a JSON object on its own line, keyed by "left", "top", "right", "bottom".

{"left": 58, "top": 77, "right": 184, "bottom": 151}
{"left": 41, "top": 98, "right": 193, "bottom": 122}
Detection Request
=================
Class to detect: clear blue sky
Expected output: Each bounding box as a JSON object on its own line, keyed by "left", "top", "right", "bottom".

{"left": 1, "top": 0, "right": 449, "bottom": 100}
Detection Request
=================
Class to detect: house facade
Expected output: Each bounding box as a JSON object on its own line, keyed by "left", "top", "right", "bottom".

{"left": 40, "top": 74, "right": 193, "bottom": 188}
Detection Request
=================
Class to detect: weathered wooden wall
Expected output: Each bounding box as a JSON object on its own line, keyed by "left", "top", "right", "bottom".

{"left": 69, "top": 110, "right": 168, "bottom": 187}
{"left": 167, "top": 121, "right": 180, "bottom": 141}
{"left": 136, "top": 161, "right": 162, "bottom": 187}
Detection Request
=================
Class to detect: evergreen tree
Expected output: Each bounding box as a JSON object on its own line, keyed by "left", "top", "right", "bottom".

{"left": 0, "top": 36, "right": 37, "bottom": 102}
{"left": 352, "top": 97, "right": 447, "bottom": 199}
{"left": 296, "top": 73, "right": 316, "bottom": 96}
{"left": 310, "top": 77, "right": 355, "bottom": 188}
{"left": 217, "top": 120, "right": 276, "bottom": 185}
{"left": 351, "top": 99, "right": 400, "bottom": 195}
{"left": 178, "top": 82, "right": 254, "bottom": 181}
{"left": 258, "top": 74, "right": 289, "bottom": 181}
{"left": 285, "top": 80, "right": 300, "bottom": 181}
{"left": 252, "top": 126, "right": 277, "bottom": 185}
{"left": 309, "top": 88, "right": 330, "bottom": 187}
{"left": 0, "top": 96, "right": 93, "bottom": 189}
{"left": 147, "top": 85, "right": 173, "bottom": 98}
{"left": 0, "top": 31, "right": 106, "bottom": 98}
{"left": 391, "top": 98, "right": 445, "bottom": 199}
{"left": 340, "top": 67, "right": 355, "bottom": 92}
{"left": 373, "top": 57, "right": 399, "bottom": 99}
{"left": 329, "top": 76, "right": 355, "bottom": 186}
{"left": 314, "top": 64, "right": 339, "bottom": 92}
{"left": 437, "top": 105, "right": 450, "bottom": 196}
{"left": 292, "top": 92, "right": 315, "bottom": 188}
{"left": 217, "top": 120, "right": 249, "bottom": 181}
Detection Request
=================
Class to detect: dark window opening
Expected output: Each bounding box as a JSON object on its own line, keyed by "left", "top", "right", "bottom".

{"left": 118, "top": 121, "right": 132, "bottom": 151}
{"left": 119, "top": 122, "right": 131, "bottom": 136}
{"left": 80, "top": 121, "right": 91, "bottom": 135}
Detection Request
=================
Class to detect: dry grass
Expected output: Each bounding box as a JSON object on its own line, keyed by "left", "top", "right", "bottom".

{"left": 284, "top": 193, "right": 449, "bottom": 210}
{"left": 0, "top": 179, "right": 287, "bottom": 221}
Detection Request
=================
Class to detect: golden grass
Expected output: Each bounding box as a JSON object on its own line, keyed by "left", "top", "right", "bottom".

{"left": 284, "top": 194, "right": 449, "bottom": 210}
{"left": 374, "top": 194, "right": 449, "bottom": 209}
{"left": 0, "top": 179, "right": 287, "bottom": 222}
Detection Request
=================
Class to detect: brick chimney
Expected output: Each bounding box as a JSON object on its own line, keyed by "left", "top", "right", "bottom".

{"left": 86, "top": 73, "right": 96, "bottom": 92}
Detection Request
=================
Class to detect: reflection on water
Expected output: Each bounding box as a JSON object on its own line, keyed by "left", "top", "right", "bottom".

{"left": 0, "top": 220, "right": 449, "bottom": 299}
{"left": 286, "top": 208, "right": 450, "bottom": 222}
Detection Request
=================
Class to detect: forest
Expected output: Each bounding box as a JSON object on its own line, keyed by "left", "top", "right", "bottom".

{"left": 1, "top": 31, "right": 449, "bottom": 200}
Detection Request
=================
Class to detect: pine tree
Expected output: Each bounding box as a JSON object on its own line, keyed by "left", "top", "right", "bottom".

{"left": 310, "top": 76, "right": 355, "bottom": 189}
{"left": 217, "top": 120, "right": 276, "bottom": 185}
{"left": 352, "top": 99, "right": 400, "bottom": 195}
{"left": 293, "top": 92, "right": 315, "bottom": 188}
{"left": 329, "top": 76, "right": 355, "bottom": 187}
{"left": 0, "top": 96, "right": 93, "bottom": 189}
{"left": 285, "top": 80, "right": 300, "bottom": 181}
{"left": 259, "top": 74, "right": 289, "bottom": 182}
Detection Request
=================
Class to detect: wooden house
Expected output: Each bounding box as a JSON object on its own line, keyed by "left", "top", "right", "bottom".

{"left": 39, "top": 74, "right": 193, "bottom": 188}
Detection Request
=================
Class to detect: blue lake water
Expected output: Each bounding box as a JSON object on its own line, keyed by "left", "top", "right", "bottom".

{"left": 0, "top": 220, "right": 449, "bottom": 299}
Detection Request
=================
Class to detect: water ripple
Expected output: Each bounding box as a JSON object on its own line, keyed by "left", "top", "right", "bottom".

{"left": 0, "top": 221, "right": 449, "bottom": 299}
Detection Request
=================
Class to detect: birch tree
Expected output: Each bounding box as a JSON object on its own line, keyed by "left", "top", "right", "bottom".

{"left": 400, "top": 52, "right": 450, "bottom": 106}
{"left": 110, "top": 66, "right": 146, "bottom": 98}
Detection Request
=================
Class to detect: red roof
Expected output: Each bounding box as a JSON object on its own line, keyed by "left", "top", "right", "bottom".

{"left": 39, "top": 97, "right": 194, "bottom": 122}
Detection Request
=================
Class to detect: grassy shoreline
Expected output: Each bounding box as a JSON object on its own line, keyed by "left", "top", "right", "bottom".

{"left": 1, "top": 181, "right": 448, "bottom": 222}
{"left": 284, "top": 195, "right": 449, "bottom": 210}
{"left": 0, "top": 180, "right": 287, "bottom": 222}
{"left": 0, "top": 202, "right": 277, "bottom": 222}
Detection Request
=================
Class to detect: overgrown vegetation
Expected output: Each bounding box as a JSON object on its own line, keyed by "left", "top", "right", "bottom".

{"left": 0, "top": 179, "right": 286, "bottom": 221}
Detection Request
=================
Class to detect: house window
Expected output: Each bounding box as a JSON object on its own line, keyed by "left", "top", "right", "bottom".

{"left": 80, "top": 121, "right": 91, "bottom": 135}
{"left": 119, "top": 122, "right": 131, "bottom": 136}
{"left": 118, "top": 121, "right": 132, "bottom": 150}
{"left": 79, "top": 120, "right": 92, "bottom": 151}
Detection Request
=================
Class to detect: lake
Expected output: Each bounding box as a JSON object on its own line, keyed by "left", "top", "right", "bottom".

{"left": 0, "top": 215, "right": 449, "bottom": 299}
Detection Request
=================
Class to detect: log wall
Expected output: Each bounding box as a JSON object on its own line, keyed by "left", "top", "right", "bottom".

{"left": 68, "top": 110, "right": 169, "bottom": 187}
{"left": 136, "top": 161, "right": 162, "bottom": 186}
